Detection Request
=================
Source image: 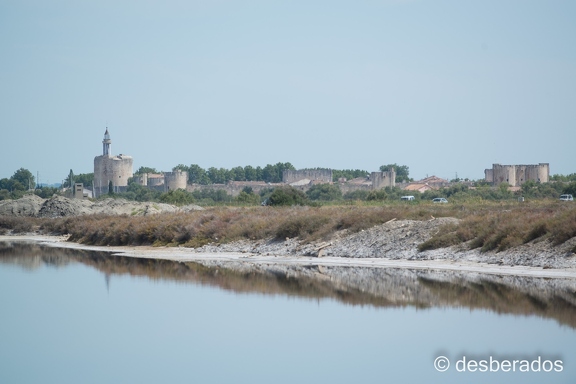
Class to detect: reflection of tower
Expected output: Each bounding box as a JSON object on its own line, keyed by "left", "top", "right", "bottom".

{"left": 102, "top": 128, "right": 111, "bottom": 156}
{"left": 105, "top": 273, "right": 111, "bottom": 294}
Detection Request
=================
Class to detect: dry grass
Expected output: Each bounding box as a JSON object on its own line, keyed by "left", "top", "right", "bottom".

{"left": 33, "top": 205, "right": 451, "bottom": 247}
{"left": 2, "top": 200, "right": 575, "bottom": 252}
{"left": 419, "top": 201, "right": 576, "bottom": 252}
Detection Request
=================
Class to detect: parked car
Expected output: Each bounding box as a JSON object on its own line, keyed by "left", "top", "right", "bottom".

{"left": 432, "top": 198, "right": 448, "bottom": 203}
{"left": 400, "top": 195, "right": 415, "bottom": 201}
{"left": 560, "top": 194, "right": 574, "bottom": 201}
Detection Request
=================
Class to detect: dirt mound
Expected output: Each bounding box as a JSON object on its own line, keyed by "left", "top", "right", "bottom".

{"left": 38, "top": 196, "right": 94, "bottom": 217}
{"left": 327, "top": 217, "right": 460, "bottom": 259}
{"left": 1, "top": 195, "right": 204, "bottom": 218}
{"left": 90, "top": 198, "right": 180, "bottom": 216}
{"left": 0, "top": 194, "right": 45, "bottom": 217}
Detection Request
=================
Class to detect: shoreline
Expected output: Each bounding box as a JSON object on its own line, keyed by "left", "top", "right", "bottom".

{"left": 2, "top": 234, "right": 576, "bottom": 279}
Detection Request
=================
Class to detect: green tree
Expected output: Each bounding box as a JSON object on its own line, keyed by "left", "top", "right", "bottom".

{"left": 230, "top": 166, "right": 246, "bottom": 181}
{"left": 343, "top": 190, "right": 370, "bottom": 200}
{"left": 0, "top": 189, "right": 10, "bottom": 201}
{"left": 244, "top": 166, "right": 257, "bottom": 181}
{"left": 207, "top": 167, "right": 231, "bottom": 184}
{"left": 306, "top": 184, "right": 342, "bottom": 201}
{"left": 159, "top": 189, "right": 195, "bottom": 206}
{"left": 267, "top": 186, "right": 308, "bottom": 206}
{"left": 64, "top": 171, "right": 94, "bottom": 189}
{"left": 262, "top": 162, "right": 295, "bottom": 183}
{"left": 125, "top": 182, "right": 162, "bottom": 202}
{"left": 564, "top": 181, "right": 576, "bottom": 196}
{"left": 366, "top": 189, "right": 387, "bottom": 201}
{"left": 235, "top": 191, "right": 260, "bottom": 204}
{"left": 35, "top": 187, "right": 58, "bottom": 198}
{"left": 172, "top": 164, "right": 188, "bottom": 173}
{"left": 11, "top": 168, "right": 35, "bottom": 190}
{"left": 551, "top": 173, "right": 576, "bottom": 182}
{"left": 187, "top": 164, "right": 210, "bottom": 185}
{"left": 0, "top": 178, "right": 11, "bottom": 191}
{"left": 135, "top": 166, "right": 158, "bottom": 175}
{"left": 332, "top": 169, "right": 369, "bottom": 182}
{"left": 191, "top": 188, "right": 233, "bottom": 203}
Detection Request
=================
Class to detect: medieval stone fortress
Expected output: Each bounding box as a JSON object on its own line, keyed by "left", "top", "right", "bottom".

{"left": 93, "top": 129, "right": 187, "bottom": 198}
{"left": 484, "top": 163, "right": 549, "bottom": 187}
{"left": 91, "top": 128, "right": 550, "bottom": 198}
{"left": 93, "top": 128, "right": 133, "bottom": 197}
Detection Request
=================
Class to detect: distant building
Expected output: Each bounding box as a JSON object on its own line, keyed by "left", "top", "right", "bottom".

{"left": 370, "top": 170, "right": 396, "bottom": 189}
{"left": 403, "top": 176, "right": 449, "bottom": 193}
{"left": 484, "top": 163, "right": 549, "bottom": 187}
{"left": 134, "top": 170, "right": 188, "bottom": 191}
{"left": 93, "top": 128, "right": 133, "bottom": 197}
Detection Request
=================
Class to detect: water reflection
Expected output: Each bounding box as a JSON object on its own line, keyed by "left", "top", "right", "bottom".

{"left": 2, "top": 241, "right": 576, "bottom": 328}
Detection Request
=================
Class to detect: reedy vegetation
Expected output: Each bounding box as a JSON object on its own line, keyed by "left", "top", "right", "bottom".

{"left": 1, "top": 201, "right": 575, "bottom": 254}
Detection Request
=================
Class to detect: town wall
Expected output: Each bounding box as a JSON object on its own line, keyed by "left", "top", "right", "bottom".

{"left": 485, "top": 163, "right": 549, "bottom": 186}
{"left": 187, "top": 182, "right": 281, "bottom": 197}
{"left": 283, "top": 169, "right": 333, "bottom": 184}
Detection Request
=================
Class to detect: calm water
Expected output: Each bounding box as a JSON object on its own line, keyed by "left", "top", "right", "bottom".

{"left": 1, "top": 241, "right": 575, "bottom": 384}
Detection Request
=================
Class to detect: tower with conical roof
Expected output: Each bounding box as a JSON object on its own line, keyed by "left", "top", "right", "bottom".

{"left": 102, "top": 128, "right": 111, "bottom": 156}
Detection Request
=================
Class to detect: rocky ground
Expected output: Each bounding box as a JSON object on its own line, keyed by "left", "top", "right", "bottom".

{"left": 194, "top": 217, "right": 576, "bottom": 269}
{"left": 0, "top": 194, "right": 203, "bottom": 217}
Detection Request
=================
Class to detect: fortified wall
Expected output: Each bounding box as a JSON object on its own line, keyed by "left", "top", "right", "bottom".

{"left": 485, "top": 163, "right": 549, "bottom": 186}
{"left": 371, "top": 169, "right": 396, "bottom": 189}
{"left": 283, "top": 169, "right": 333, "bottom": 184}
{"left": 134, "top": 170, "right": 189, "bottom": 191}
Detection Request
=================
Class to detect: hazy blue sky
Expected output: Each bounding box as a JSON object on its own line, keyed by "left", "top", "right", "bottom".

{"left": 1, "top": 0, "right": 574, "bottom": 184}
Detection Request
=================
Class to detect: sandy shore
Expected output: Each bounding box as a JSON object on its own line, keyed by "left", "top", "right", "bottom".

{"left": 2, "top": 235, "right": 576, "bottom": 279}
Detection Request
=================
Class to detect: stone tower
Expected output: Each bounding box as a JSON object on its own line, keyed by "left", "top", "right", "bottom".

{"left": 102, "top": 128, "right": 111, "bottom": 156}
{"left": 93, "top": 128, "right": 133, "bottom": 197}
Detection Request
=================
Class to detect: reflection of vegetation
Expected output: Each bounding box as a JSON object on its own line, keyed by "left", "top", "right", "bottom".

{"left": 2, "top": 241, "right": 576, "bottom": 328}
{"left": 418, "top": 277, "right": 576, "bottom": 329}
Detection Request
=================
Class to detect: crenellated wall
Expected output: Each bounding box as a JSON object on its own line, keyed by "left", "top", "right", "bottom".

{"left": 485, "top": 163, "right": 549, "bottom": 186}
{"left": 283, "top": 169, "right": 333, "bottom": 184}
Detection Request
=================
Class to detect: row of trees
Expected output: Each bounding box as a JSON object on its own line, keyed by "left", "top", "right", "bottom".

{"left": 171, "top": 162, "right": 296, "bottom": 184}
{"left": 0, "top": 168, "right": 57, "bottom": 201}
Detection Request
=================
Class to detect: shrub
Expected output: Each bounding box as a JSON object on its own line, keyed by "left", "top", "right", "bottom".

{"left": 159, "top": 189, "right": 195, "bottom": 206}
{"left": 306, "top": 184, "right": 342, "bottom": 201}
{"left": 267, "top": 186, "right": 308, "bottom": 206}
{"left": 275, "top": 214, "right": 331, "bottom": 240}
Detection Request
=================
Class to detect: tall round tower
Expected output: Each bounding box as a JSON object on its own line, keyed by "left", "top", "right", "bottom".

{"left": 94, "top": 128, "right": 133, "bottom": 197}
